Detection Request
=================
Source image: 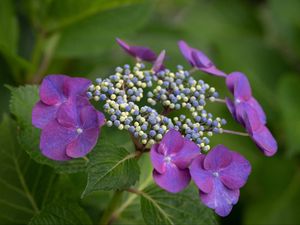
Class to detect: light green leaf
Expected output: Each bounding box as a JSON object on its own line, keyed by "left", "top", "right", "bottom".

{"left": 0, "top": 115, "right": 56, "bottom": 224}
{"left": 29, "top": 201, "right": 92, "bottom": 225}
{"left": 140, "top": 185, "right": 218, "bottom": 225}
{"left": 82, "top": 144, "right": 140, "bottom": 196}
{"left": 278, "top": 74, "right": 300, "bottom": 156}
{"left": 56, "top": 1, "right": 153, "bottom": 57}
{"left": 9, "top": 85, "right": 88, "bottom": 173}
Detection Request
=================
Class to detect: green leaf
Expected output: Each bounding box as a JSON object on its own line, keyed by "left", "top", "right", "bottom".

{"left": 56, "top": 1, "right": 153, "bottom": 57}
{"left": 83, "top": 144, "right": 140, "bottom": 196}
{"left": 9, "top": 85, "right": 88, "bottom": 173}
{"left": 140, "top": 185, "right": 218, "bottom": 225}
{"left": 0, "top": 115, "right": 56, "bottom": 224}
{"left": 29, "top": 201, "right": 92, "bottom": 225}
{"left": 278, "top": 74, "right": 300, "bottom": 156}
{"left": 0, "top": 0, "right": 18, "bottom": 54}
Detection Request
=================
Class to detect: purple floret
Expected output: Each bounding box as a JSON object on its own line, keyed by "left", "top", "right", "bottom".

{"left": 32, "top": 75, "right": 105, "bottom": 161}
{"left": 150, "top": 129, "right": 200, "bottom": 193}
{"left": 116, "top": 38, "right": 157, "bottom": 62}
{"left": 190, "top": 145, "right": 251, "bottom": 217}
{"left": 178, "top": 40, "right": 226, "bottom": 77}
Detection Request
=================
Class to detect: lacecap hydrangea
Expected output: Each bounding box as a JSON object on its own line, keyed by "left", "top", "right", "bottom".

{"left": 32, "top": 38, "right": 277, "bottom": 217}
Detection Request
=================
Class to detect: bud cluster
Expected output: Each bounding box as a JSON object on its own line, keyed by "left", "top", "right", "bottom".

{"left": 87, "top": 63, "right": 226, "bottom": 152}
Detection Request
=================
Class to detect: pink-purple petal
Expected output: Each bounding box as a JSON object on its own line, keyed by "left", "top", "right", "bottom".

{"left": 64, "top": 77, "right": 91, "bottom": 97}
{"left": 172, "top": 138, "right": 200, "bottom": 169}
{"left": 178, "top": 40, "right": 194, "bottom": 66}
{"left": 190, "top": 155, "right": 214, "bottom": 194}
{"left": 203, "top": 145, "right": 232, "bottom": 170}
{"left": 39, "top": 75, "right": 67, "bottom": 105}
{"left": 153, "top": 164, "right": 191, "bottom": 193}
{"left": 56, "top": 102, "right": 79, "bottom": 128}
{"left": 40, "top": 120, "right": 76, "bottom": 161}
{"left": 233, "top": 73, "right": 252, "bottom": 101}
{"left": 150, "top": 144, "right": 166, "bottom": 174}
{"left": 251, "top": 126, "right": 278, "bottom": 157}
{"left": 32, "top": 101, "right": 58, "bottom": 129}
{"left": 152, "top": 50, "right": 165, "bottom": 72}
{"left": 116, "top": 38, "right": 157, "bottom": 62}
{"left": 97, "top": 111, "right": 106, "bottom": 127}
{"left": 248, "top": 97, "right": 266, "bottom": 124}
{"left": 225, "top": 98, "right": 237, "bottom": 121}
{"left": 158, "top": 129, "right": 184, "bottom": 155}
{"left": 80, "top": 105, "right": 99, "bottom": 129}
{"left": 220, "top": 152, "right": 251, "bottom": 190}
{"left": 200, "top": 179, "right": 240, "bottom": 217}
{"left": 66, "top": 127, "right": 99, "bottom": 158}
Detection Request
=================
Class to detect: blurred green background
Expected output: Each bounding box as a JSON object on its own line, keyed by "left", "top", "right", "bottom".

{"left": 1, "top": 0, "right": 300, "bottom": 224}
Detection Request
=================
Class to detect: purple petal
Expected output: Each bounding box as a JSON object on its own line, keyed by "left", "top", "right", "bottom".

{"left": 220, "top": 152, "right": 251, "bottom": 190}
{"left": 190, "top": 155, "right": 214, "bottom": 194}
{"left": 226, "top": 72, "right": 252, "bottom": 100}
{"left": 32, "top": 101, "right": 58, "bottom": 129}
{"left": 248, "top": 97, "right": 266, "bottom": 124}
{"left": 153, "top": 164, "right": 191, "bottom": 193}
{"left": 172, "top": 138, "right": 200, "bottom": 169}
{"left": 116, "top": 38, "right": 157, "bottom": 62}
{"left": 40, "top": 120, "right": 76, "bottom": 161}
{"left": 97, "top": 111, "right": 106, "bottom": 127}
{"left": 152, "top": 50, "right": 166, "bottom": 72}
{"left": 66, "top": 127, "right": 99, "bottom": 158}
{"left": 203, "top": 145, "right": 232, "bottom": 171}
{"left": 39, "top": 75, "right": 67, "bottom": 105}
{"left": 158, "top": 129, "right": 184, "bottom": 155}
{"left": 240, "top": 104, "right": 263, "bottom": 134}
{"left": 80, "top": 105, "right": 99, "bottom": 129}
{"left": 200, "top": 179, "right": 240, "bottom": 217}
{"left": 178, "top": 40, "right": 194, "bottom": 66}
{"left": 233, "top": 72, "right": 252, "bottom": 101}
{"left": 56, "top": 101, "right": 79, "bottom": 128}
{"left": 150, "top": 144, "right": 166, "bottom": 174}
{"left": 251, "top": 126, "right": 278, "bottom": 157}
{"left": 225, "top": 98, "right": 237, "bottom": 121}
{"left": 64, "top": 77, "right": 91, "bottom": 97}
{"left": 191, "top": 51, "right": 226, "bottom": 77}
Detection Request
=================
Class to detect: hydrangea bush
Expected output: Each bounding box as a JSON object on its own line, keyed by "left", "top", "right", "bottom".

{"left": 29, "top": 39, "right": 277, "bottom": 222}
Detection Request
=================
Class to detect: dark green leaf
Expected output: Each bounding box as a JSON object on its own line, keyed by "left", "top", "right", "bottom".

{"left": 0, "top": 115, "right": 56, "bottom": 224}
{"left": 56, "top": 1, "right": 153, "bottom": 57}
{"left": 29, "top": 201, "right": 92, "bottom": 225}
{"left": 140, "top": 185, "right": 218, "bottom": 225}
{"left": 278, "top": 74, "right": 300, "bottom": 156}
{"left": 9, "top": 85, "right": 88, "bottom": 173}
{"left": 83, "top": 144, "right": 140, "bottom": 196}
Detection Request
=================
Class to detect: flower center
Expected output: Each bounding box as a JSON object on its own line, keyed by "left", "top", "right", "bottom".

{"left": 213, "top": 172, "right": 219, "bottom": 177}
{"left": 76, "top": 128, "right": 83, "bottom": 134}
{"left": 164, "top": 156, "right": 172, "bottom": 164}
{"left": 235, "top": 99, "right": 241, "bottom": 104}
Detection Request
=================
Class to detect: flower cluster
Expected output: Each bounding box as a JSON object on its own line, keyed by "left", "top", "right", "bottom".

{"left": 32, "top": 75, "right": 105, "bottom": 160}
{"left": 151, "top": 129, "right": 251, "bottom": 217}
{"left": 32, "top": 38, "right": 278, "bottom": 217}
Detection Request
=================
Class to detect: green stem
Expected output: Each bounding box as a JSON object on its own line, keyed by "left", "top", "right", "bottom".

{"left": 99, "top": 191, "right": 123, "bottom": 225}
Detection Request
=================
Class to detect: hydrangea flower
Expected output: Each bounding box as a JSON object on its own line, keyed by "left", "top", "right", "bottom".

{"left": 190, "top": 145, "right": 251, "bottom": 217}
{"left": 32, "top": 75, "right": 105, "bottom": 161}
{"left": 225, "top": 72, "right": 277, "bottom": 156}
{"left": 225, "top": 72, "right": 266, "bottom": 124}
{"left": 150, "top": 129, "right": 200, "bottom": 193}
{"left": 40, "top": 101, "right": 105, "bottom": 161}
{"left": 116, "top": 38, "right": 157, "bottom": 62}
{"left": 152, "top": 50, "right": 166, "bottom": 72}
{"left": 32, "top": 75, "right": 91, "bottom": 129}
{"left": 178, "top": 40, "right": 226, "bottom": 77}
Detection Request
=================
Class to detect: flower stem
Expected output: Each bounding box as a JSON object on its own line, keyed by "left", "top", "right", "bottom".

{"left": 189, "top": 67, "right": 198, "bottom": 74}
{"left": 222, "top": 129, "right": 249, "bottom": 137}
{"left": 214, "top": 98, "right": 226, "bottom": 103}
{"left": 99, "top": 191, "right": 123, "bottom": 225}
